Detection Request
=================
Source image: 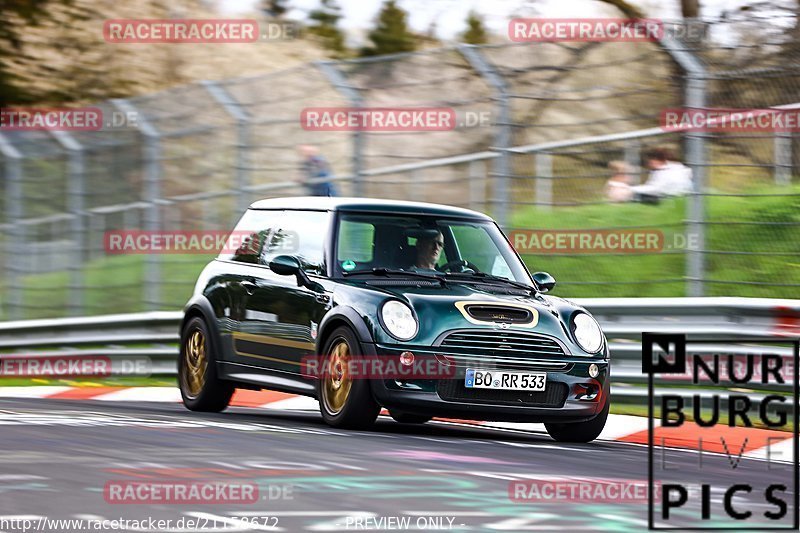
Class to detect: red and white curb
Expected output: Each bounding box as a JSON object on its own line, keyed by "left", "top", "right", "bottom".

{"left": 0, "top": 386, "right": 792, "bottom": 461}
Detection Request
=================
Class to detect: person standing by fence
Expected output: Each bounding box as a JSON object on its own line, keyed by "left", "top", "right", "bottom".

{"left": 297, "top": 144, "right": 338, "bottom": 197}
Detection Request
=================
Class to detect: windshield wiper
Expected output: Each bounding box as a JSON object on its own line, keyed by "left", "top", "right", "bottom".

{"left": 343, "top": 268, "right": 447, "bottom": 286}
{"left": 443, "top": 271, "right": 537, "bottom": 293}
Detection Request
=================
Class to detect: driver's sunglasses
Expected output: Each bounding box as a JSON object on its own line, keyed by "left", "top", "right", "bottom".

{"left": 432, "top": 239, "right": 445, "bottom": 249}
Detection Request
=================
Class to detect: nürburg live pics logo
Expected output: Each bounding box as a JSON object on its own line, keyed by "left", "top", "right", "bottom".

{"left": 644, "top": 333, "right": 799, "bottom": 530}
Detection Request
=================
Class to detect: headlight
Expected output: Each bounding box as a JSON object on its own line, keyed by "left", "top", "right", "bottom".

{"left": 571, "top": 312, "right": 603, "bottom": 354}
{"left": 380, "top": 300, "right": 418, "bottom": 341}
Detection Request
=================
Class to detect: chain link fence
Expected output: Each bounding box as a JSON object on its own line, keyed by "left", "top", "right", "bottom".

{"left": 2, "top": 16, "right": 800, "bottom": 319}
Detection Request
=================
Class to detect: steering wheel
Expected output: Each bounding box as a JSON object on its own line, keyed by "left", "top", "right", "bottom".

{"left": 437, "top": 259, "right": 481, "bottom": 273}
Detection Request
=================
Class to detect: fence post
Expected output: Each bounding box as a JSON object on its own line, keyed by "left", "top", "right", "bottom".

{"left": 316, "top": 61, "right": 364, "bottom": 196}
{"left": 535, "top": 152, "right": 553, "bottom": 210}
{"left": 459, "top": 45, "right": 511, "bottom": 226}
{"left": 624, "top": 140, "right": 641, "bottom": 181}
{"left": 468, "top": 160, "right": 482, "bottom": 211}
{"left": 0, "top": 134, "right": 23, "bottom": 319}
{"left": 660, "top": 36, "right": 708, "bottom": 297}
{"left": 774, "top": 132, "right": 792, "bottom": 185}
{"left": 202, "top": 81, "right": 251, "bottom": 215}
{"left": 112, "top": 99, "right": 162, "bottom": 311}
{"left": 51, "top": 131, "right": 85, "bottom": 316}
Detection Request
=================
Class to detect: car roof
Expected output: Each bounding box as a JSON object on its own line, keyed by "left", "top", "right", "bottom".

{"left": 249, "top": 196, "right": 494, "bottom": 221}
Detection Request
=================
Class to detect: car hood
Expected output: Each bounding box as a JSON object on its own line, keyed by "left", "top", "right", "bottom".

{"left": 339, "top": 280, "right": 589, "bottom": 351}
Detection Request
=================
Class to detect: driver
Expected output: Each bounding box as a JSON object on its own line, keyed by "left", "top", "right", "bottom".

{"left": 410, "top": 231, "right": 445, "bottom": 271}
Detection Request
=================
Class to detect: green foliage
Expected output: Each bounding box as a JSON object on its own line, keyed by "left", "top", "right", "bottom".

{"left": 307, "top": 0, "right": 347, "bottom": 57}
{"left": 461, "top": 10, "right": 488, "bottom": 45}
{"left": 361, "top": 0, "right": 416, "bottom": 57}
{"left": 509, "top": 187, "right": 800, "bottom": 298}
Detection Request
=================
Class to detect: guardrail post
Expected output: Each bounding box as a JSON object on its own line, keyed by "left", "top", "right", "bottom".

{"left": 774, "top": 132, "right": 792, "bottom": 185}
{"left": 535, "top": 152, "right": 553, "bottom": 210}
{"left": 316, "top": 61, "right": 364, "bottom": 197}
{"left": 1, "top": 134, "right": 23, "bottom": 319}
{"left": 202, "top": 81, "right": 252, "bottom": 215}
{"left": 112, "top": 99, "right": 162, "bottom": 311}
{"left": 51, "top": 131, "right": 85, "bottom": 316}
{"left": 459, "top": 45, "right": 511, "bottom": 226}
{"left": 660, "top": 36, "right": 707, "bottom": 297}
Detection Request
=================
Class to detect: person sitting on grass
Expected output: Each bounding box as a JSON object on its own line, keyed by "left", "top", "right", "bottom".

{"left": 630, "top": 147, "right": 693, "bottom": 203}
{"left": 604, "top": 160, "right": 636, "bottom": 203}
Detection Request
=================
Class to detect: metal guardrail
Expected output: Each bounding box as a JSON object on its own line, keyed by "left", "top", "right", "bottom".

{"left": 0, "top": 298, "right": 797, "bottom": 406}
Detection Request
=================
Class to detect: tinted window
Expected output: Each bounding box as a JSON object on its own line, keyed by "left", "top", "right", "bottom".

{"left": 219, "top": 209, "right": 277, "bottom": 264}
{"left": 262, "top": 210, "right": 329, "bottom": 275}
{"left": 333, "top": 212, "right": 530, "bottom": 282}
{"left": 451, "top": 224, "right": 514, "bottom": 278}
{"left": 337, "top": 218, "right": 375, "bottom": 263}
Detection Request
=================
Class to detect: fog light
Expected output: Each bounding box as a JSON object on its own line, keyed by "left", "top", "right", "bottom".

{"left": 399, "top": 351, "right": 415, "bottom": 366}
{"left": 588, "top": 363, "right": 599, "bottom": 378}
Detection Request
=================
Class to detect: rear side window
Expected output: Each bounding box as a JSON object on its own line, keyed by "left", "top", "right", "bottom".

{"left": 219, "top": 209, "right": 277, "bottom": 264}
{"left": 262, "top": 210, "right": 330, "bottom": 275}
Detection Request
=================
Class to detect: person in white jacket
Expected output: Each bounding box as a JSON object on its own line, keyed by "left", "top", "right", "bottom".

{"left": 631, "top": 148, "right": 693, "bottom": 201}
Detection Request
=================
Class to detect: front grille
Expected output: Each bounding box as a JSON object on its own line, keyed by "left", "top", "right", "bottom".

{"left": 437, "top": 330, "right": 566, "bottom": 358}
{"left": 437, "top": 379, "right": 568, "bottom": 407}
{"left": 436, "top": 354, "right": 569, "bottom": 371}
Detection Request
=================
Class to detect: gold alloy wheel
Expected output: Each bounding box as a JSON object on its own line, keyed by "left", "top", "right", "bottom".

{"left": 322, "top": 339, "right": 352, "bottom": 415}
{"left": 183, "top": 329, "right": 208, "bottom": 398}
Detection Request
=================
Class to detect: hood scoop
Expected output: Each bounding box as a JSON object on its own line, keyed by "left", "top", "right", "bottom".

{"left": 454, "top": 301, "right": 540, "bottom": 328}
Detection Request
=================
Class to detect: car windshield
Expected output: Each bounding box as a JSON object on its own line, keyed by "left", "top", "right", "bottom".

{"left": 334, "top": 212, "right": 532, "bottom": 283}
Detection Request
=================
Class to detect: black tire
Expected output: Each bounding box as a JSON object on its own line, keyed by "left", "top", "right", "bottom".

{"left": 544, "top": 400, "right": 609, "bottom": 443}
{"left": 179, "top": 316, "right": 235, "bottom": 412}
{"left": 317, "top": 326, "right": 380, "bottom": 429}
{"left": 390, "top": 411, "right": 432, "bottom": 424}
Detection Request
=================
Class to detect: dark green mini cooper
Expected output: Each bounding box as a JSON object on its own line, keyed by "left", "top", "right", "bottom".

{"left": 179, "top": 197, "right": 609, "bottom": 442}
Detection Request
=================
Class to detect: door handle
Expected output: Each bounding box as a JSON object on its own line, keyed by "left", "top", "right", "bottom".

{"left": 241, "top": 281, "right": 257, "bottom": 296}
{"left": 315, "top": 293, "right": 330, "bottom": 304}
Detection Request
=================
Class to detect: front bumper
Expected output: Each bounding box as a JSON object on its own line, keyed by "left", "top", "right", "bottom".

{"left": 365, "top": 342, "right": 610, "bottom": 423}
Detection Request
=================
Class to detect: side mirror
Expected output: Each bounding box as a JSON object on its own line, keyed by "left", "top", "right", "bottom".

{"left": 269, "top": 255, "right": 324, "bottom": 292}
{"left": 269, "top": 255, "right": 301, "bottom": 276}
{"left": 532, "top": 271, "right": 556, "bottom": 293}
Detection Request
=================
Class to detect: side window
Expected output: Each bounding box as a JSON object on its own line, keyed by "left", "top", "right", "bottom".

{"left": 337, "top": 219, "right": 375, "bottom": 264}
{"left": 262, "top": 210, "right": 329, "bottom": 275}
{"left": 220, "top": 209, "right": 277, "bottom": 264}
{"left": 450, "top": 224, "right": 497, "bottom": 273}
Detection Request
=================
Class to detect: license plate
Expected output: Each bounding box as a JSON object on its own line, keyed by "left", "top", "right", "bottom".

{"left": 464, "top": 369, "right": 546, "bottom": 391}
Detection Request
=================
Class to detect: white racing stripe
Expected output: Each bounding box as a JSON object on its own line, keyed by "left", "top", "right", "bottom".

{"left": 260, "top": 396, "right": 318, "bottom": 411}
{"left": 94, "top": 387, "right": 182, "bottom": 402}
{"left": 0, "top": 386, "right": 71, "bottom": 398}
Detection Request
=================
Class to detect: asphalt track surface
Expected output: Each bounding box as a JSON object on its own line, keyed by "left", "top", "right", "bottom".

{"left": 0, "top": 398, "right": 795, "bottom": 532}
